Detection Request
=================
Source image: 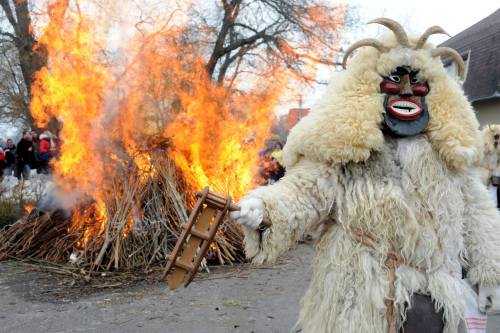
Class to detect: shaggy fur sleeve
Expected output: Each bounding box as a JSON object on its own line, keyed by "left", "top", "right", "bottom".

{"left": 242, "top": 158, "right": 334, "bottom": 264}
{"left": 462, "top": 172, "right": 500, "bottom": 286}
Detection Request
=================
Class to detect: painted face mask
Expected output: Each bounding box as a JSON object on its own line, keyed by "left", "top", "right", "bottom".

{"left": 380, "top": 66, "right": 430, "bottom": 137}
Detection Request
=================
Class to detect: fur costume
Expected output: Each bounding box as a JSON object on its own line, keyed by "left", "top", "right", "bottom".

{"left": 240, "top": 20, "right": 500, "bottom": 333}
{"left": 480, "top": 125, "right": 500, "bottom": 185}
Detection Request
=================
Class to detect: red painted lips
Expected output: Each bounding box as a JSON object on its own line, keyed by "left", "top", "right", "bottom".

{"left": 387, "top": 98, "right": 423, "bottom": 120}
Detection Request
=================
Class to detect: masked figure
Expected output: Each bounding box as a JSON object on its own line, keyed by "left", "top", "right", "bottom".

{"left": 480, "top": 125, "right": 500, "bottom": 207}
{"left": 231, "top": 18, "right": 500, "bottom": 333}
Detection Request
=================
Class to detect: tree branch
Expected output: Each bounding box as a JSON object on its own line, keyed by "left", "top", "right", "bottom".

{"left": 0, "top": 30, "right": 17, "bottom": 43}
{"left": 0, "top": 0, "right": 18, "bottom": 35}
{"left": 205, "top": 0, "right": 242, "bottom": 77}
{"left": 199, "top": 0, "right": 346, "bottom": 86}
{"left": 222, "top": 30, "right": 268, "bottom": 55}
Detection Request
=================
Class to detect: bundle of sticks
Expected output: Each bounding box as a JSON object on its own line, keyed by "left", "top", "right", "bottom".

{"left": 0, "top": 157, "right": 246, "bottom": 273}
{"left": 0, "top": 209, "right": 76, "bottom": 262}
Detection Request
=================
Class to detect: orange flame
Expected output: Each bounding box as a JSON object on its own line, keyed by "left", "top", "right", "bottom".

{"left": 30, "top": 2, "right": 110, "bottom": 246}
{"left": 28, "top": 1, "right": 343, "bottom": 246}
{"left": 31, "top": 3, "right": 108, "bottom": 196}
{"left": 164, "top": 71, "right": 282, "bottom": 199}
{"left": 116, "top": 33, "right": 286, "bottom": 199}
{"left": 68, "top": 199, "right": 107, "bottom": 247}
{"left": 23, "top": 203, "right": 34, "bottom": 214}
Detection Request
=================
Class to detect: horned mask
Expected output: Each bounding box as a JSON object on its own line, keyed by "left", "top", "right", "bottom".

{"left": 282, "top": 18, "right": 481, "bottom": 172}
{"left": 343, "top": 18, "right": 465, "bottom": 137}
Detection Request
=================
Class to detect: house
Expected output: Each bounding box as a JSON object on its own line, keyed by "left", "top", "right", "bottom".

{"left": 271, "top": 108, "right": 310, "bottom": 141}
{"left": 439, "top": 9, "right": 500, "bottom": 127}
{"left": 285, "top": 108, "right": 310, "bottom": 130}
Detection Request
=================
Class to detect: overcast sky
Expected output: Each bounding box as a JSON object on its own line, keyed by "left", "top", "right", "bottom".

{"left": 344, "top": 0, "right": 499, "bottom": 42}
{"left": 295, "top": 1, "right": 499, "bottom": 111}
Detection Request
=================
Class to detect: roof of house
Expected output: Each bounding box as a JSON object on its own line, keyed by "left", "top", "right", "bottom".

{"left": 440, "top": 9, "right": 500, "bottom": 103}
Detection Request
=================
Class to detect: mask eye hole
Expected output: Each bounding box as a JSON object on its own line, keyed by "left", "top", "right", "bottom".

{"left": 410, "top": 77, "right": 419, "bottom": 84}
{"left": 388, "top": 75, "right": 400, "bottom": 83}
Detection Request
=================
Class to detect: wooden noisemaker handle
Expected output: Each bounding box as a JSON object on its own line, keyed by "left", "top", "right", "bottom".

{"left": 228, "top": 203, "right": 272, "bottom": 229}
{"left": 197, "top": 189, "right": 272, "bottom": 229}
{"left": 164, "top": 188, "right": 272, "bottom": 289}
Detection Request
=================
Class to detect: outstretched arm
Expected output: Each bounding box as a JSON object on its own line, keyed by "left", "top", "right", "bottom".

{"left": 233, "top": 158, "right": 334, "bottom": 264}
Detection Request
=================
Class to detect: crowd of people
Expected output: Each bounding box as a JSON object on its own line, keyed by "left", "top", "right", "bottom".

{"left": 0, "top": 129, "right": 57, "bottom": 180}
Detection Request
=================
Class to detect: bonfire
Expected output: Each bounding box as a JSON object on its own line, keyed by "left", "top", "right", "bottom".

{"left": 0, "top": 1, "right": 344, "bottom": 276}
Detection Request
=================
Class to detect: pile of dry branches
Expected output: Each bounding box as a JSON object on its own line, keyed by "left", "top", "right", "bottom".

{"left": 0, "top": 209, "right": 75, "bottom": 262}
{"left": 0, "top": 155, "right": 245, "bottom": 273}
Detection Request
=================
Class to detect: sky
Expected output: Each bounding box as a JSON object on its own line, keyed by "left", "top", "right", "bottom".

{"left": 297, "top": 0, "right": 499, "bottom": 111}
{"left": 343, "top": 0, "right": 499, "bottom": 42}
{"left": 1, "top": 1, "right": 497, "bottom": 136}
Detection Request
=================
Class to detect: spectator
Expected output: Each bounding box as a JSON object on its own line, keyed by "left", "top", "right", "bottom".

{"left": 3, "top": 138, "right": 16, "bottom": 177}
{"left": 16, "top": 130, "right": 34, "bottom": 180}
{"left": 0, "top": 146, "right": 5, "bottom": 176}
{"left": 37, "top": 132, "right": 52, "bottom": 174}
{"left": 47, "top": 131, "right": 58, "bottom": 158}
{"left": 31, "top": 130, "right": 40, "bottom": 173}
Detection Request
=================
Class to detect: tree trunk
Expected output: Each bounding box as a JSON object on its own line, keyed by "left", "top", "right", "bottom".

{"left": 205, "top": 0, "right": 242, "bottom": 79}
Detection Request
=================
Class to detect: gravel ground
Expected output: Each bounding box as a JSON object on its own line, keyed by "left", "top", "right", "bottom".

{"left": 1, "top": 244, "right": 499, "bottom": 333}
{"left": 0, "top": 245, "right": 313, "bottom": 333}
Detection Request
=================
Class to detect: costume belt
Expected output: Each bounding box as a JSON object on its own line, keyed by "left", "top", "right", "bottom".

{"left": 350, "top": 228, "right": 426, "bottom": 333}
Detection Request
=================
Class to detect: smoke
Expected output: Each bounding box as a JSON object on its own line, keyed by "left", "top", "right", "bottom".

{"left": 37, "top": 185, "right": 84, "bottom": 215}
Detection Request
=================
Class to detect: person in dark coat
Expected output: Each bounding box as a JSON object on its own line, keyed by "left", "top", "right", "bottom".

{"left": 31, "top": 130, "right": 41, "bottom": 173}
{"left": 16, "top": 131, "right": 34, "bottom": 179}
{"left": 3, "top": 138, "right": 16, "bottom": 177}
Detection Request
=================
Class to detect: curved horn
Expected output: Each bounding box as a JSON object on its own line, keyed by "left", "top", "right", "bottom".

{"left": 368, "top": 18, "right": 409, "bottom": 47}
{"left": 415, "top": 26, "right": 450, "bottom": 49}
{"left": 431, "top": 47, "right": 466, "bottom": 79}
{"left": 342, "top": 38, "right": 388, "bottom": 69}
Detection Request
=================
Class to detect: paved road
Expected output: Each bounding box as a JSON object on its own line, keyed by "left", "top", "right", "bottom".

{"left": 0, "top": 244, "right": 499, "bottom": 332}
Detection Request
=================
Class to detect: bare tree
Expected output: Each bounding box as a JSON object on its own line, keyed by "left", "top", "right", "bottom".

{"left": 194, "top": 0, "right": 346, "bottom": 86}
{"left": 0, "top": 1, "right": 46, "bottom": 99}
{"left": 0, "top": 44, "right": 30, "bottom": 125}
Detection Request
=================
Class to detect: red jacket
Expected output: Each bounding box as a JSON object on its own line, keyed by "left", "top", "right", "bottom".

{"left": 39, "top": 139, "right": 51, "bottom": 154}
{"left": 0, "top": 149, "right": 4, "bottom": 161}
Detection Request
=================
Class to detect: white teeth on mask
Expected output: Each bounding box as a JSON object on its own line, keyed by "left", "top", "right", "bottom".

{"left": 393, "top": 101, "right": 418, "bottom": 108}
{"left": 390, "top": 100, "right": 421, "bottom": 117}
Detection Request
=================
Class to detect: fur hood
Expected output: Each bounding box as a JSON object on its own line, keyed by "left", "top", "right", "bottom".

{"left": 283, "top": 34, "right": 482, "bottom": 172}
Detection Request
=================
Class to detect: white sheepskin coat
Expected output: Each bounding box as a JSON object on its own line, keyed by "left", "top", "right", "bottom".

{"left": 242, "top": 35, "right": 500, "bottom": 333}
{"left": 479, "top": 125, "right": 500, "bottom": 185}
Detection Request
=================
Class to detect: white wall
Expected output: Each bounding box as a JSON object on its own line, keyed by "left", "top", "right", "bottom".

{"left": 474, "top": 99, "right": 500, "bottom": 128}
